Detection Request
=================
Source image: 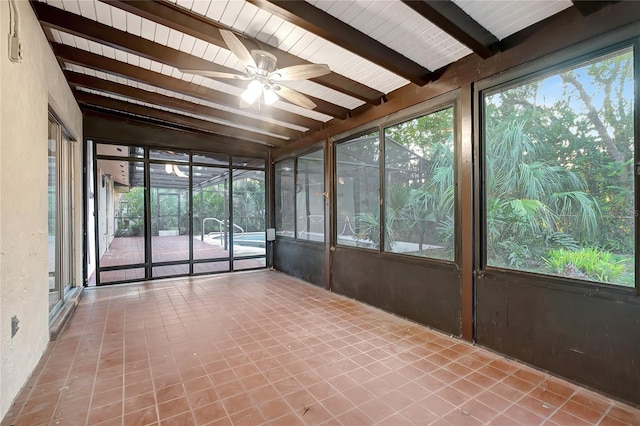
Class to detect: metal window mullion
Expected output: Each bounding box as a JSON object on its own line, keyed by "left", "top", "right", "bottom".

{"left": 92, "top": 140, "right": 102, "bottom": 285}
{"left": 379, "top": 127, "right": 385, "bottom": 254}
{"left": 228, "top": 158, "right": 234, "bottom": 271}
{"left": 188, "top": 156, "right": 194, "bottom": 275}
{"left": 144, "top": 148, "right": 152, "bottom": 279}
{"left": 293, "top": 157, "right": 298, "bottom": 239}
{"left": 634, "top": 39, "right": 640, "bottom": 295}
{"left": 267, "top": 151, "right": 274, "bottom": 269}
{"left": 55, "top": 123, "right": 63, "bottom": 301}
{"left": 69, "top": 138, "right": 76, "bottom": 292}
{"left": 325, "top": 138, "right": 333, "bottom": 290}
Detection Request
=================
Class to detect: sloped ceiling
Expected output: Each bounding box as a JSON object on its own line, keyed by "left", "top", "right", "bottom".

{"left": 32, "top": 0, "right": 616, "bottom": 153}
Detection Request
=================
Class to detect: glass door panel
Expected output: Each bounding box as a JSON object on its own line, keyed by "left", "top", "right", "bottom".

{"left": 297, "top": 150, "right": 325, "bottom": 242}
{"left": 61, "top": 137, "right": 73, "bottom": 292}
{"left": 97, "top": 159, "right": 146, "bottom": 272}
{"left": 48, "top": 120, "right": 59, "bottom": 310}
{"left": 192, "top": 166, "right": 230, "bottom": 262}
{"left": 49, "top": 120, "right": 76, "bottom": 303}
{"left": 150, "top": 162, "right": 190, "bottom": 264}
{"left": 232, "top": 169, "right": 266, "bottom": 270}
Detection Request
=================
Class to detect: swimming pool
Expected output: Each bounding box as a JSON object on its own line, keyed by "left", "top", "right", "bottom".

{"left": 232, "top": 232, "right": 266, "bottom": 248}
{"left": 207, "top": 231, "right": 265, "bottom": 248}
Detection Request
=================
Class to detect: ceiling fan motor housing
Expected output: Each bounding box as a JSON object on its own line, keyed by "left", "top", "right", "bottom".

{"left": 251, "top": 50, "right": 278, "bottom": 77}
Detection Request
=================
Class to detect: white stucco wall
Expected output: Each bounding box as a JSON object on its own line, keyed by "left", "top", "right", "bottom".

{"left": 0, "top": 0, "right": 82, "bottom": 419}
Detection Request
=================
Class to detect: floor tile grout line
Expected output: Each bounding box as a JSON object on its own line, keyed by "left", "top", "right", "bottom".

{"left": 47, "top": 328, "right": 88, "bottom": 425}
{"left": 83, "top": 292, "right": 110, "bottom": 426}
{"left": 596, "top": 405, "right": 614, "bottom": 425}
{"left": 7, "top": 271, "right": 640, "bottom": 426}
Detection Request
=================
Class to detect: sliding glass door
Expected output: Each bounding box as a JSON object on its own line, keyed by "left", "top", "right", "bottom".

{"left": 192, "top": 165, "right": 231, "bottom": 274}
{"left": 232, "top": 168, "right": 266, "bottom": 270}
{"left": 92, "top": 144, "right": 266, "bottom": 285}
{"left": 48, "top": 116, "right": 75, "bottom": 313}
{"left": 150, "top": 152, "right": 190, "bottom": 277}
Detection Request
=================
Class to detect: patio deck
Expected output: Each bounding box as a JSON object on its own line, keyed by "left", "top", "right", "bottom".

{"left": 91, "top": 236, "right": 265, "bottom": 285}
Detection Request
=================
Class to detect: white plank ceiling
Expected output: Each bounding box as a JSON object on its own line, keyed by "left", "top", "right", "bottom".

{"left": 37, "top": 0, "right": 577, "bottom": 147}
{"left": 453, "top": 0, "right": 573, "bottom": 41}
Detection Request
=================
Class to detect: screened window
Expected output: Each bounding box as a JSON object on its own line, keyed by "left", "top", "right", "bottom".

{"left": 274, "top": 150, "right": 325, "bottom": 242}
{"left": 296, "top": 150, "right": 325, "bottom": 242}
{"left": 232, "top": 169, "right": 266, "bottom": 266}
{"left": 483, "top": 46, "right": 635, "bottom": 287}
{"left": 336, "top": 131, "right": 380, "bottom": 249}
{"left": 384, "top": 107, "right": 455, "bottom": 260}
{"left": 275, "top": 159, "right": 295, "bottom": 236}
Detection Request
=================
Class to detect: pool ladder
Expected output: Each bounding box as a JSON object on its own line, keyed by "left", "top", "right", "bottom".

{"left": 201, "top": 217, "right": 245, "bottom": 242}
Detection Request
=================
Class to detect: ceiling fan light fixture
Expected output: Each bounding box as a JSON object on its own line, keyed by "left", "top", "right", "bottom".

{"left": 182, "top": 30, "right": 330, "bottom": 110}
{"left": 173, "top": 164, "right": 188, "bottom": 178}
{"left": 241, "top": 79, "right": 263, "bottom": 105}
{"left": 263, "top": 87, "right": 279, "bottom": 105}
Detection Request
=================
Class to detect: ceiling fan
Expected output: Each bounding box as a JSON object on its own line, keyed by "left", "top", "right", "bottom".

{"left": 181, "top": 29, "right": 331, "bottom": 110}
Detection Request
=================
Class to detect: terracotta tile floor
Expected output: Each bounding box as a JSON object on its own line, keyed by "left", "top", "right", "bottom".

{"left": 3, "top": 271, "right": 640, "bottom": 426}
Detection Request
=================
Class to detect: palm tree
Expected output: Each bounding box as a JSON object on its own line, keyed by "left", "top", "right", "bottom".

{"left": 485, "top": 121, "right": 600, "bottom": 268}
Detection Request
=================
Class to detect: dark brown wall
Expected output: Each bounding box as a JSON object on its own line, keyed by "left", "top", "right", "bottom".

{"left": 332, "top": 248, "right": 461, "bottom": 337}
{"left": 273, "top": 239, "right": 325, "bottom": 287}
{"left": 476, "top": 272, "right": 640, "bottom": 405}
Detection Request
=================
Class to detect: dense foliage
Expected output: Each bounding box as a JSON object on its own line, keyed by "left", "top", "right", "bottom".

{"left": 114, "top": 175, "right": 265, "bottom": 237}
{"left": 348, "top": 47, "right": 635, "bottom": 286}
{"left": 484, "top": 48, "right": 634, "bottom": 286}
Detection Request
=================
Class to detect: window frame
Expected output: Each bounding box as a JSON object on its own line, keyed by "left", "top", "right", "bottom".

{"left": 333, "top": 128, "right": 381, "bottom": 250}
{"left": 91, "top": 140, "right": 268, "bottom": 285}
{"left": 296, "top": 149, "right": 326, "bottom": 243}
{"left": 274, "top": 158, "right": 296, "bottom": 238}
{"left": 48, "top": 112, "right": 76, "bottom": 319}
{"left": 381, "top": 104, "right": 458, "bottom": 262}
{"left": 274, "top": 145, "right": 326, "bottom": 243}
{"left": 331, "top": 91, "right": 460, "bottom": 263}
{"left": 476, "top": 37, "right": 640, "bottom": 294}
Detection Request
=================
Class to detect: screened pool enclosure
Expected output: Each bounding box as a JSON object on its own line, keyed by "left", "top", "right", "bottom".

{"left": 90, "top": 144, "right": 266, "bottom": 285}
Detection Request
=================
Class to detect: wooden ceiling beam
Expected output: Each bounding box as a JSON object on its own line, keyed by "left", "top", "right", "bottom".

{"left": 401, "top": 1, "right": 499, "bottom": 59}
{"left": 31, "top": 1, "right": 349, "bottom": 119}
{"left": 104, "top": 0, "right": 385, "bottom": 105}
{"left": 246, "top": 0, "right": 433, "bottom": 86}
{"left": 84, "top": 114, "right": 269, "bottom": 157}
{"left": 274, "top": 1, "right": 640, "bottom": 158}
{"left": 74, "top": 90, "right": 285, "bottom": 147}
{"left": 52, "top": 43, "right": 323, "bottom": 131}
{"left": 571, "top": 1, "right": 619, "bottom": 16}
{"left": 65, "top": 70, "right": 300, "bottom": 141}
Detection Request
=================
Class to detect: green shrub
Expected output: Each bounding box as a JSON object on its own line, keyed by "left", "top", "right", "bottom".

{"left": 544, "top": 247, "right": 624, "bottom": 283}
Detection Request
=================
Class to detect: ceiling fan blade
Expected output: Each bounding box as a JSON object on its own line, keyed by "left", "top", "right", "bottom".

{"left": 275, "top": 85, "right": 317, "bottom": 110}
{"left": 271, "top": 64, "right": 331, "bottom": 81}
{"left": 179, "top": 69, "right": 249, "bottom": 80}
{"left": 219, "top": 29, "right": 256, "bottom": 70}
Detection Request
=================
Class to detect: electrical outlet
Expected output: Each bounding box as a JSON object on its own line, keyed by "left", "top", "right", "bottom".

{"left": 11, "top": 316, "right": 19, "bottom": 338}
{"left": 8, "top": 34, "right": 22, "bottom": 62}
